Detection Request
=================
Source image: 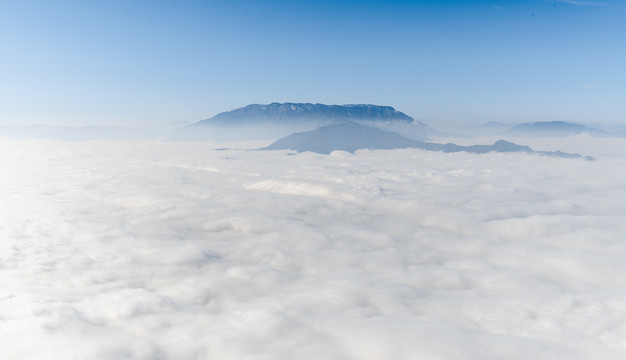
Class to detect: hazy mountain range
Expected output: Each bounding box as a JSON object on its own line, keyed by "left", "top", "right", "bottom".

{"left": 191, "top": 103, "right": 625, "bottom": 140}
{"left": 0, "top": 103, "right": 615, "bottom": 158}
{"left": 262, "top": 122, "right": 592, "bottom": 159}
{"left": 474, "top": 120, "right": 626, "bottom": 138}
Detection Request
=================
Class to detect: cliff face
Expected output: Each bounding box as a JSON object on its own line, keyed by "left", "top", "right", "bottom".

{"left": 195, "top": 103, "right": 416, "bottom": 125}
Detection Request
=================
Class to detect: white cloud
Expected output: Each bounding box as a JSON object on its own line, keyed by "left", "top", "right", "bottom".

{"left": 1, "top": 138, "right": 626, "bottom": 359}
{"left": 550, "top": 0, "right": 609, "bottom": 6}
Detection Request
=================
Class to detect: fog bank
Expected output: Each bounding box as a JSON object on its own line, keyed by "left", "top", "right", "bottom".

{"left": 1, "top": 139, "right": 626, "bottom": 359}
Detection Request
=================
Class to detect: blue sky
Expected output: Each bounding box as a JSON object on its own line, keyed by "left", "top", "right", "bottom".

{"left": 1, "top": 0, "right": 624, "bottom": 127}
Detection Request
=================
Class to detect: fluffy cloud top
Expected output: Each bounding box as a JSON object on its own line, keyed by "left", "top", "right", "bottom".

{"left": 1, "top": 138, "right": 626, "bottom": 359}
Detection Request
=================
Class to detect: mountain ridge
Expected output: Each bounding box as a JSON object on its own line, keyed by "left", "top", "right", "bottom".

{"left": 507, "top": 121, "right": 609, "bottom": 137}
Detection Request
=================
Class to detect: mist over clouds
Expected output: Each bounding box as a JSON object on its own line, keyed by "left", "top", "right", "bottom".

{"left": 2, "top": 138, "right": 626, "bottom": 359}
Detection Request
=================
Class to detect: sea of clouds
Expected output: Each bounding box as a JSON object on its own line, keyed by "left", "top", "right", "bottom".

{"left": 2, "top": 137, "right": 626, "bottom": 359}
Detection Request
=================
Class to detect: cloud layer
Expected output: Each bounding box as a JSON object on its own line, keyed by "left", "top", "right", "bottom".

{"left": 2, "top": 139, "right": 626, "bottom": 359}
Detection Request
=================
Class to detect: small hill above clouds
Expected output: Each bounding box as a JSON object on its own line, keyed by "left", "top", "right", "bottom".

{"left": 263, "top": 122, "right": 419, "bottom": 153}
{"left": 262, "top": 123, "right": 592, "bottom": 159}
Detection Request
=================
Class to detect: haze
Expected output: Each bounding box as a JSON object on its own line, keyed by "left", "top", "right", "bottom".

{"left": 2, "top": 138, "right": 626, "bottom": 359}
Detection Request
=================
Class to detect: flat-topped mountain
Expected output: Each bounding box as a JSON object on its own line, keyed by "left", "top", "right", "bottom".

{"left": 194, "top": 103, "right": 416, "bottom": 126}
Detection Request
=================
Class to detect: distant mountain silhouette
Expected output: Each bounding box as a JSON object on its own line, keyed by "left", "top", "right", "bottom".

{"left": 263, "top": 123, "right": 591, "bottom": 159}
{"left": 507, "top": 121, "right": 609, "bottom": 137}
